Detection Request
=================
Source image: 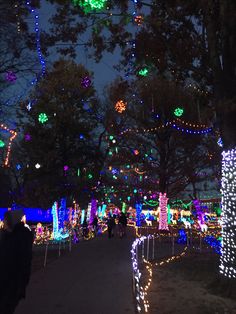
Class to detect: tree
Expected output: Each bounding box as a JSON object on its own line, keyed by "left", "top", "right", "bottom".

{"left": 16, "top": 59, "right": 101, "bottom": 207}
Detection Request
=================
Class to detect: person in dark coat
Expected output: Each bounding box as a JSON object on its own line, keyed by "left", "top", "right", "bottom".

{"left": 92, "top": 216, "right": 98, "bottom": 236}
{"left": 118, "top": 212, "right": 127, "bottom": 238}
{"left": 107, "top": 214, "right": 116, "bottom": 238}
{"left": 0, "top": 210, "right": 33, "bottom": 314}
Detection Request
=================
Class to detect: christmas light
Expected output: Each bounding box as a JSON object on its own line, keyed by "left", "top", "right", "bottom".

{"left": 81, "top": 76, "right": 91, "bottom": 88}
{"left": 134, "top": 15, "right": 144, "bottom": 26}
{"left": 135, "top": 203, "right": 142, "bottom": 226}
{"left": 5, "top": 71, "right": 17, "bottom": 82}
{"left": 35, "top": 163, "right": 41, "bottom": 169}
{"left": 138, "top": 68, "right": 148, "bottom": 76}
{"left": 0, "top": 140, "right": 5, "bottom": 148}
{"left": 25, "top": 134, "right": 31, "bottom": 141}
{"left": 73, "top": 0, "right": 107, "bottom": 12}
{"left": 38, "top": 113, "right": 48, "bottom": 124}
{"left": 115, "top": 100, "right": 127, "bottom": 113}
{"left": 0, "top": 124, "right": 17, "bottom": 166}
{"left": 159, "top": 193, "right": 169, "bottom": 230}
{"left": 174, "top": 107, "right": 184, "bottom": 117}
{"left": 220, "top": 148, "right": 236, "bottom": 279}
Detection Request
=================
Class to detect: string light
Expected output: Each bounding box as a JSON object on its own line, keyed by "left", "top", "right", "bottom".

{"left": 219, "top": 148, "right": 236, "bottom": 279}
{"left": 81, "top": 76, "right": 91, "bottom": 88}
{"left": 138, "top": 68, "right": 148, "bottom": 76}
{"left": 0, "top": 124, "right": 17, "bottom": 166}
{"left": 5, "top": 71, "right": 17, "bottom": 82}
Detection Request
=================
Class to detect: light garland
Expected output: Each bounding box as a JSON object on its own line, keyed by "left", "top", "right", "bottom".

{"left": 5, "top": 71, "right": 17, "bottom": 82}
{"left": 0, "top": 124, "right": 17, "bottom": 166}
{"left": 219, "top": 148, "right": 236, "bottom": 279}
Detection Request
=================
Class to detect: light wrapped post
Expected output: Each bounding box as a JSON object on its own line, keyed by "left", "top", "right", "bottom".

{"left": 220, "top": 148, "right": 236, "bottom": 279}
{"left": 135, "top": 203, "right": 142, "bottom": 226}
{"left": 159, "top": 193, "right": 169, "bottom": 230}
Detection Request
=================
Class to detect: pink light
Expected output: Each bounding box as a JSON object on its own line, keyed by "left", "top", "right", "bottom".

{"left": 159, "top": 192, "right": 169, "bottom": 230}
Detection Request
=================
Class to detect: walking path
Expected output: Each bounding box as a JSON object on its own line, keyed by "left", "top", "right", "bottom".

{"left": 16, "top": 231, "right": 135, "bottom": 314}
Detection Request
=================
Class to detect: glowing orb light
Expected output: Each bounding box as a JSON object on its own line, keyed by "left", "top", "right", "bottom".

{"left": 115, "top": 100, "right": 127, "bottom": 113}
{"left": 38, "top": 113, "right": 48, "bottom": 124}
{"left": 174, "top": 107, "right": 184, "bottom": 117}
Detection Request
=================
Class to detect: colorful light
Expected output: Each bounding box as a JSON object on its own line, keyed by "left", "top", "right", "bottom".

{"left": 5, "top": 71, "right": 17, "bottom": 82}
{"left": 0, "top": 140, "right": 5, "bottom": 148}
{"left": 73, "top": 0, "right": 107, "bottom": 12}
{"left": 138, "top": 67, "right": 148, "bottom": 76}
{"left": 134, "top": 15, "right": 144, "bottom": 26}
{"left": 115, "top": 100, "right": 127, "bottom": 113}
{"left": 0, "top": 124, "right": 17, "bottom": 166}
{"left": 159, "top": 192, "right": 169, "bottom": 230}
{"left": 135, "top": 203, "right": 142, "bottom": 226}
{"left": 174, "top": 107, "right": 184, "bottom": 117}
{"left": 220, "top": 148, "right": 236, "bottom": 279}
{"left": 38, "top": 113, "right": 48, "bottom": 124}
{"left": 25, "top": 134, "right": 31, "bottom": 141}
{"left": 64, "top": 165, "right": 69, "bottom": 171}
{"left": 81, "top": 76, "right": 91, "bottom": 88}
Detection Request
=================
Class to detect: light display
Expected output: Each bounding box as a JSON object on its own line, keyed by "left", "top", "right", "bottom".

{"left": 0, "top": 124, "right": 17, "bottom": 166}
{"left": 0, "top": 140, "right": 5, "bottom": 148}
{"left": 220, "top": 148, "right": 236, "bottom": 279}
{"left": 81, "top": 76, "right": 91, "bottom": 88}
{"left": 5, "top": 71, "right": 17, "bottom": 82}
{"left": 158, "top": 193, "right": 169, "bottom": 230}
{"left": 115, "top": 100, "right": 126, "bottom": 113}
{"left": 25, "top": 134, "right": 31, "bottom": 141}
{"left": 51, "top": 200, "right": 69, "bottom": 240}
{"left": 63, "top": 165, "right": 69, "bottom": 171}
{"left": 134, "top": 15, "right": 144, "bottom": 26}
{"left": 89, "top": 199, "right": 97, "bottom": 224}
{"left": 35, "top": 163, "right": 41, "bottom": 169}
{"left": 73, "top": 0, "right": 107, "bottom": 12}
{"left": 38, "top": 113, "right": 48, "bottom": 124}
{"left": 138, "top": 68, "right": 148, "bottom": 76}
{"left": 135, "top": 203, "right": 142, "bottom": 226}
{"left": 174, "top": 107, "right": 184, "bottom": 117}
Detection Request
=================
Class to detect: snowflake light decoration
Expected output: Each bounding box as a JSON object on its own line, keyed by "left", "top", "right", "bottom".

{"left": 73, "top": 0, "right": 107, "bottom": 13}
{"left": 115, "top": 100, "right": 127, "bottom": 113}
{"left": 5, "top": 71, "right": 17, "bottom": 82}
{"left": 81, "top": 76, "right": 91, "bottom": 88}
{"left": 38, "top": 113, "right": 48, "bottom": 124}
{"left": 174, "top": 107, "right": 184, "bottom": 117}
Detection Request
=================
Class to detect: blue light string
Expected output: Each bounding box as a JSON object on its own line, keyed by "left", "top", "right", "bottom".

{"left": 3, "top": 1, "right": 46, "bottom": 108}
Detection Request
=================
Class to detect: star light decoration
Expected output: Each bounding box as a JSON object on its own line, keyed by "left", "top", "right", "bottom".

{"left": 38, "top": 113, "right": 48, "bottom": 124}
{"left": 115, "top": 100, "right": 127, "bottom": 113}
{"left": 73, "top": 0, "right": 107, "bottom": 13}
{"left": 81, "top": 76, "right": 91, "bottom": 88}
{"left": 5, "top": 71, "right": 17, "bottom": 82}
{"left": 174, "top": 107, "right": 184, "bottom": 117}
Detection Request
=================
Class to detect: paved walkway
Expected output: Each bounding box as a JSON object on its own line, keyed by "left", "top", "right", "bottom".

{"left": 16, "top": 231, "right": 135, "bottom": 314}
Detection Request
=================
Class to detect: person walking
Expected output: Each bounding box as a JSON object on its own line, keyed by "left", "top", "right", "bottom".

{"left": 0, "top": 210, "right": 33, "bottom": 314}
{"left": 118, "top": 212, "right": 127, "bottom": 238}
{"left": 107, "top": 214, "right": 116, "bottom": 238}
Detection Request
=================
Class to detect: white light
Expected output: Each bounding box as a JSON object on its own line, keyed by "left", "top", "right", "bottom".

{"left": 35, "top": 163, "right": 41, "bottom": 169}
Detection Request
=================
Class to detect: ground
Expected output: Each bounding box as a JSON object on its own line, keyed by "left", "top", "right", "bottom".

{"left": 147, "top": 250, "right": 236, "bottom": 314}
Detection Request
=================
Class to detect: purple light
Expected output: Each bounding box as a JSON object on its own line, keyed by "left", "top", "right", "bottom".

{"left": 81, "top": 76, "right": 91, "bottom": 88}
{"left": 64, "top": 165, "right": 69, "bottom": 171}
{"left": 6, "top": 71, "right": 17, "bottom": 82}
{"left": 25, "top": 134, "right": 31, "bottom": 141}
